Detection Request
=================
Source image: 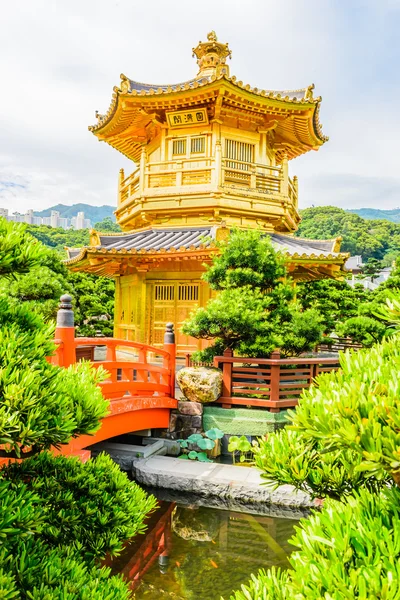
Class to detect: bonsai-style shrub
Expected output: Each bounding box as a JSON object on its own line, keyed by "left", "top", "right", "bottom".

{"left": 182, "top": 229, "right": 324, "bottom": 360}
{"left": 336, "top": 315, "right": 386, "bottom": 347}
{"left": 0, "top": 219, "right": 156, "bottom": 597}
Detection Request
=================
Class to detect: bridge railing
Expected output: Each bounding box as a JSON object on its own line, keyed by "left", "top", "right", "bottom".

{"left": 50, "top": 295, "right": 176, "bottom": 399}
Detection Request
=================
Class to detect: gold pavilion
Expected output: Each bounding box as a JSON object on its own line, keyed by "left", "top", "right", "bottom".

{"left": 66, "top": 32, "right": 348, "bottom": 354}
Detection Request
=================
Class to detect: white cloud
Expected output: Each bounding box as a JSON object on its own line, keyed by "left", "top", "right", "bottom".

{"left": 0, "top": 0, "right": 399, "bottom": 212}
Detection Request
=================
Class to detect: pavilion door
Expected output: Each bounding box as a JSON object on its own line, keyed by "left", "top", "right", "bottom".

{"left": 150, "top": 282, "right": 201, "bottom": 354}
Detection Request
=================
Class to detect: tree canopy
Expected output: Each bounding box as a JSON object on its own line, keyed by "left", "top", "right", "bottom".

{"left": 183, "top": 229, "right": 324, "bottom": 359}
{"left": 0, "top": 220, "right": 115, "bottom": 334}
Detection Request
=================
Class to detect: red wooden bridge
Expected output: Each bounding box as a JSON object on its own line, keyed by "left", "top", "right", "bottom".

{"left": 50, "top": 295, "right": 177, "bottom": 460}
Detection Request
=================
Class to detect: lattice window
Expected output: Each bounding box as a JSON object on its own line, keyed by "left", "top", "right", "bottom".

{"left": 155, "top": 284, "right": 175, "bottom": 301}
{"left": 225, "top": 139, "right": 254, "bottom": 170}
{"left": 178, "top": 284, "right": 199, "bottom": 301}
{"left": 190, "top": 136, "right": 205, "bottom": 154}
{"left": 172, "top": 139, "right": 186, "bottom": 156}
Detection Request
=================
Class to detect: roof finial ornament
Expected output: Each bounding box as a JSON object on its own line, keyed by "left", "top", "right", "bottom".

{"left": 192, "top": 31, "right": 231, "bottom": 78}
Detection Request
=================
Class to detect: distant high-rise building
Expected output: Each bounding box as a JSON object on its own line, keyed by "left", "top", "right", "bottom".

{"left": 50, "top": 211, "right": 60, "bottom": 228}
{"left": 25, "top": 209, "right": 34, "bottom": 224}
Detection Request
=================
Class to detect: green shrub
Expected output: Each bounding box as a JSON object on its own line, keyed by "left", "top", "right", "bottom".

{"left": 183, "top": 229, "right": 324, "bottom": 360}
{"left": 336, "top": 315, "right": 386, "bottom": 346}
{"left": 0, "top": 298, "right": 108, "bottom": 458}
{"left": 228, "top": 487, "right": 400, "bottom": 600}
{"left": 3, "top": 452, "right": 156, "bottom": 559}
{"left": 254, "top": 336, "right": 400, "bottom": 497}
{"left": 0, "top": 220, "right": 156, "bottom": 598}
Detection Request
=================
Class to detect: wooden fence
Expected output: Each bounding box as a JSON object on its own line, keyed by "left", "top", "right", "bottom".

{"left": 316, "top": 337, "right": 363, "bottom": 353}
{"left": 212, "top": 349, "right": 340, "bottom": 412}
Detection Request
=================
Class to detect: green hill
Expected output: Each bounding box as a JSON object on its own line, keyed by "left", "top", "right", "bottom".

{"left": 348, "top": 208, "right": 400, "bottom": 223}
{"left": 34, "top": 204, "right": 115, "bottom": 223}
{"left": 296, "top": 206, "right": 400, "bottom": 264}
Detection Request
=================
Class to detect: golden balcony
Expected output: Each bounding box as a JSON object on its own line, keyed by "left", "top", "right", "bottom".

{"left": 116, "top": 154, "right": 299, "bottom": 231}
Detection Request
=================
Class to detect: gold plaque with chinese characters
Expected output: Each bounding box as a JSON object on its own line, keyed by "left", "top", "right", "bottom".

{"left": 166, "top": 108, "right": 208, "bottom": 128}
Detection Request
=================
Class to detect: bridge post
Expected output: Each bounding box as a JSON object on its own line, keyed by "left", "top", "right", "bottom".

{"left": 55, "top": 294, "right": 76, "bottom": 367}
{"left": 163, "top": 323, "right": 176, "bottom": 397}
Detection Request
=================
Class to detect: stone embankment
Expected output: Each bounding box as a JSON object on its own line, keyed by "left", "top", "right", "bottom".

{"left": 133, "top": 455, "right": 314, "bottom": 516}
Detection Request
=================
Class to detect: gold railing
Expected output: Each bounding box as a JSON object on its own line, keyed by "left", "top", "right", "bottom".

{"left": 221, "top": 159, "right": 282, "bottom": 194}
{"left": 119, "top": 169, "right": 140, "bottom": 204}
{"left": 119, "top": 158, "right": 298, "bottom": 205}
{"left": 145, "top": 157, "right": 214, "bottom": 188}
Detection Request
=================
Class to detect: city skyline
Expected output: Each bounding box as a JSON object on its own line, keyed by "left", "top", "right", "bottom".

{"left": 0, "top": 207, "right": 91, "bottom": 230}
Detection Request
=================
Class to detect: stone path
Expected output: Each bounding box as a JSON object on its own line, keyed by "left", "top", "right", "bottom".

{"left": 133, "top": 455, "right": 315, "bottom": 515}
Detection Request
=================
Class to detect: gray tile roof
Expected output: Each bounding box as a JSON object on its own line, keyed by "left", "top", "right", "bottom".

{"left": 128, "top": 77, "right": 308, "bottom": 100}
{"left": 270, "top": 234, "right": 337, "bottom": 257}
{"left": 66, "top": 227, "right": 344, "bottom": 263}
{"left": 98, "top": 227, "right": 213, "bottom": 251}
{"left": 128, "top": 77, "right": 211, "bottom": 92}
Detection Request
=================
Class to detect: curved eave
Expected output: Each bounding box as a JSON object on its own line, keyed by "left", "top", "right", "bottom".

{"left": 65, "top": 246, "right": 348, "bottom": 272}
{"left": 282, "top": 251, "right": 349, "bottom": 262}
{"left": 89, "top": 75, "right": 327, "bottom": 160}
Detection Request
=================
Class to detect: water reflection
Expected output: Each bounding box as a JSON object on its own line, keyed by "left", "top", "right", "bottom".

{"left": 110, "top": 502, "right": 297, "bottom": 600}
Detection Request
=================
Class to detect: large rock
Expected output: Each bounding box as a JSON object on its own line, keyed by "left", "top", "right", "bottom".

{"left": 178, "top": 400, "right": 203, "bottom": 416}
{"left": 177, "top": 367, "right": 223, "bottom": 404}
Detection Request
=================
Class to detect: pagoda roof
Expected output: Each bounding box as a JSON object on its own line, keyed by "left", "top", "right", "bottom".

{"left": 65, "top": 226, "right": 348, "bottom": 280}
{"left": 89, "top": 33, "right": 328, "bottom": 163}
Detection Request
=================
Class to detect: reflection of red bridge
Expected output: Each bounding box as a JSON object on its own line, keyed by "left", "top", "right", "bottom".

{"left": 50, "top": 295, "right": 177, "bottom": 460}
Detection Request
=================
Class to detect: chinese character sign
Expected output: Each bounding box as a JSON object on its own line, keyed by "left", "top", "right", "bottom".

{"left": 167, "top": 108, "right": 208, "bottom": 128}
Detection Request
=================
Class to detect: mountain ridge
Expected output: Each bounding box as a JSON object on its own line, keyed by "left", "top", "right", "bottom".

{"left": 33, "top": 204, "right": 116, "bottom": 223}
{"left": 347, "top": 208, "right": 400, "bottom": 223}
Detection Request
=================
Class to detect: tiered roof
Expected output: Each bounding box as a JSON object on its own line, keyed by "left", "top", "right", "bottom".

{"left": 89, "top": 32, "right": 328, "bottom": 163}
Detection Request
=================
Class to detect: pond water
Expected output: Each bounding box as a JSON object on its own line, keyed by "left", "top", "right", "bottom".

{"left": 110, "top": 500, "right": 298, "bottom": 600}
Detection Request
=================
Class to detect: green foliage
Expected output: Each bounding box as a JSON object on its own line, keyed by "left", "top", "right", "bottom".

{"left": 177, "top": 429, "right": 224, "bottom": 461}
{"left": 228, "top": 435, "right": 254, "bottom": 464}
{"left": 1, "top": 224, "right": 115, "bottom": 334}
{"left": 0, "top": 220, "right": 155, "bottom": 598}
{"left": 3, "top": 452, "right": 157, "bottom": 559}
{"left": 336, "top": 315, "right": 386, "bottom": 347}
{"left": 255, "top": 336, "right": 400, "bottom": 497}
{"left": 203, "top": 229, "right": 286, "bottom": 291}
{"left": 69, "top": 271, "right": 115, "bottom": 337}
{"left": 0, "top": 540, "right": 133, "bottom": 600}
{"left": 373, "top": 290, "right": 400, "bottom": 328}
{"left": 228, "top": 487, "right": 400, "bottom": 600}
{"left": 361, "top": 257, "right": 383, "bottom": 279}
{"left": 0, "top": 298, "right": 108, "bottom": 458}
{"left": 183, "top": 229, "right": 324, "bottom": 359}
{"left": 0, "top": 219, "right": 46, "bottom": 278}
{"left": 27, "top": 224, "right": 90, "bottom": 254}
{"left": 297, "top": 279, "right": 372, "bottom": 333}
{"left": 228, "top": 567, "right": 291, "bottom": 600}
{"left": 94, "top": 216, "right": 121, "bottom": 232}
{"left": 205, "top": 428, "right": 224, "bottom": 440}
{"left": 296, "top": 205, "right": 400, "bottom": 262}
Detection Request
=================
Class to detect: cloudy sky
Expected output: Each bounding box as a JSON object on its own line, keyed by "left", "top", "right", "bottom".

{"left": 1, "top": 0, "right": 399, "bottom": 214}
